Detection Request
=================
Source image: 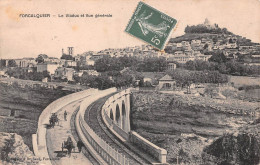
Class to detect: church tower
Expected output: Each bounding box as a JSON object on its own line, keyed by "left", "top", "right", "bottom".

{"left": 68, "top": 47, "right": 74, "bottom": 56}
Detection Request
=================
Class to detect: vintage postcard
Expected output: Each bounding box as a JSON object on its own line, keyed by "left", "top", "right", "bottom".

{"left": 0, "top": 0, "right": 260, "bottom": 165}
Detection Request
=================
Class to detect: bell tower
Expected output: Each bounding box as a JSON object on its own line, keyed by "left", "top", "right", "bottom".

{"left": 68, "top": 47, "right": 74, "bottom": 56}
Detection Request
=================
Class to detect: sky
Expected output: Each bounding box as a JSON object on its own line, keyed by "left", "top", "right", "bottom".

{"left": 0, "top": 0, "right": 260, "bottom": 59}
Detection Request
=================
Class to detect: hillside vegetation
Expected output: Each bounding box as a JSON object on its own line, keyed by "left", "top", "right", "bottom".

{"left": 0, "top": 82, "right": 73, "bottom": 151}
{"left": 0, "top": 132, "right": 39, "bottom": 164}
{"left": 131, "top": 91, "right": 259, "bottom": 164}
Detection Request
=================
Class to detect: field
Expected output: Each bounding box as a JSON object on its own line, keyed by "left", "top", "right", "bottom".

{"left": 229, "top": 75, "right": 260, "bottom": 87}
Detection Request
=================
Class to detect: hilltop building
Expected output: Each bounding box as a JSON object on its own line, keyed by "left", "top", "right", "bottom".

{"left": 157, "top": 74, "right": 176, "bottom": 90}
{"left": 54, "top": 67, "right": 75, "bottom": 81}
{"left": 36, "top": 62, "right": 59, "bottom": 74}
{"left": 64, "top": 60, "right": 77, "bottom": 67}
{"left": 201, "top": 18, "right": 218, "bottom": 29}
{"left": 19, "top": 58, "right": 36, "bottom": 67}
{"left": 62, "top": 47, "right": 74, "bottom": 56}
{"left": 167, "top": 63, "right": 176, "bottom": 71}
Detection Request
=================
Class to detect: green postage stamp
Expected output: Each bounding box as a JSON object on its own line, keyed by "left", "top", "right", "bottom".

{"left": 125, "top": 1, "right": 177, "bottom": 50}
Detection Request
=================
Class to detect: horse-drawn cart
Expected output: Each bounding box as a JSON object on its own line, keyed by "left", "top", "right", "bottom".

{"left": 49, "top": 113, "right": 59, "bottom": 128}
{"left": 61, "top": 137, "right": 75, "bottom": 157}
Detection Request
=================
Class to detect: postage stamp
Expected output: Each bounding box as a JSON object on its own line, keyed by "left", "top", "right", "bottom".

{"left": 125, "top": 1, "right": 177, "bottom": 50}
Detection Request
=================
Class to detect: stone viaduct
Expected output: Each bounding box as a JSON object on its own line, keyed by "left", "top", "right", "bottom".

{"left": 102, "top": 89, "right": 131, "bottom": 133}
{"left": 33, "top": 88, "right": 167, "bottom": 165}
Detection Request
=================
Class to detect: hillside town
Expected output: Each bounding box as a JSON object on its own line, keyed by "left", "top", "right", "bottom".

{"left": 1, "top": 18, "right": 260, "bottom": 165}
{"left": 0, "top": 19, "right": 260, "bottom": 87}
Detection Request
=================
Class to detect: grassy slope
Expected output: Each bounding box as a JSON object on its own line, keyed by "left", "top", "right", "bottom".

{"left": 0, "top": 83, "right": 73, "bottom": 151}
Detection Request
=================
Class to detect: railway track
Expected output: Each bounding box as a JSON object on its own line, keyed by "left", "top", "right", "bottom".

{"left": 84, "top": 95, "right": 149, "bottom": 165}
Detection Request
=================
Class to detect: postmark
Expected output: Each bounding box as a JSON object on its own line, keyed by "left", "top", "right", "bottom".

{"left": 125, "top": 1, "right": 177, "bottom": 50}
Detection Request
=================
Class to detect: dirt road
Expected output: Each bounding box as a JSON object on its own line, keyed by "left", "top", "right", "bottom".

{"left": 45, "top": 100, "right": 95, "bottom": 165}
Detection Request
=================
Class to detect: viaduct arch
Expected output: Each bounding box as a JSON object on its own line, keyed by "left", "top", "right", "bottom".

{"left": 101, "top": 88, "right": 167, "bottom": 164}
{"left": 103, "top": 89, "right": 131, "bottom": 133}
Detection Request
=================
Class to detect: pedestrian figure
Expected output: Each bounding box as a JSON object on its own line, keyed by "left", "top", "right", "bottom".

{"left": 66, "top": 136, "right": 74, "bottom": 157}
{"left": 67, "top": 143, "right": 73, "bottom": 157}
{"left": 64, "top": 110, "right": 67, "bottom": 121}
{"left": 67, "top": 136, "right": 72, "bottom": 144}
{"left": 77, "top": 140, "right": 84, "bottom": 153}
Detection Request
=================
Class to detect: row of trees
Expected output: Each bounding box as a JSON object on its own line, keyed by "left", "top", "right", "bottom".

{"left": 0, "top": 59, "right": 17, "bottom": 68}
{"left": 75, "top": 67, "right": 228, "bottom": 90}
{"left": 94, "top": 56, "right": 167, "bottom": 72}
{"left": 5, "top": 68, "right": 50, "bottom": 81}
{"left": 94, "top": 55, "right": 259, "bottom": 76}
{"left": 167, "top": 68, "right": 228, "bottom": 86}
{"left": 184, "top": 25, "right": 232, "bottom": 35}
{"left": 183, "top": 54, "right": 260, "bottom": 76}
{"left": 167, "top": 69, "right": 228, "bottom": 93}
{"left": 73, "top": 71, "right": 136, "bottom": 90}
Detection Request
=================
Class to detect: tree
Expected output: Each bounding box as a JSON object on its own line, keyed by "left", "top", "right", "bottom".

{"left": 225, "top": 60, "right": 240, "bottom": 75}
{"left": 114, "top": 73, "right": 134, "bottom": 88}
{"left": 1, "top": 134, "right": 15, "bottom": 161}
{"left": 204, "top": 44, "right": 209, "bottom": 49}
{"left": 118, "top": 56, "right": 138, "bottom": 68}
{"left": 0, "top": 59, "right": 6, "bottom": 68}
{"left": 167, "top": 69, "right": 193, "bottom": 92}
{"left": 27, "top": 71, "right": 50, "bottom": 81}
{"left": 61, "top": 54, "right": 74, "bottom": 60}
{"left": 94, "top": 57, "right": 110, "bottom": 72}
{"left": 167, "top": 69, "right": 228, "bottom": 87}
{"left": 185, "top": 61, "right": 196, "bottom": 70}
{"left": 217, "top": 63, "right": 228, "bottom": 74}
{"left": 212, "top": 37, "right": 218, "bottom": 43}
{"left": 5, "top": 67, "right": 50, "bottom": 81}
{"left": 7, "top": 60, "right": 17, "bottom": 67}
{"left": 137, "top": 57, "right": 167, "bottom": 72}
{"left": 94, "top": 75, "right": 114, "bottom": 90}
{"left": 229, "top": 38, "right": 234, "bottom": 43}
{"left": 35, "top": 54, "right": 48, "bottom": 63}
{"left": 79, "top": 73, "right": 96, "bottom": 86}
{"left": 203, "top": 133, "right": 260, "bottom": 165}
{"left": 209, "top": 52, "right": 227, "bottom": 63}
{"left": 73, "top": 75, "right": 80, "bottom": 83}
{"left": 184, "top": 24, "right": 232, "bottom": 34}
{"left": 94, "top": 56, "right": 123, "bottom": 72}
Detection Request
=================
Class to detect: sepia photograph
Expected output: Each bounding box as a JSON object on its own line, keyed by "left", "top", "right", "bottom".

{"left": 0, "top": 0, "right": 260, "bottom": 164}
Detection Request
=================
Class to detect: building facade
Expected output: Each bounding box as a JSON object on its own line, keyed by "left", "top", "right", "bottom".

{"left": 37, "top": 63, "right": 59, "bottom": 74}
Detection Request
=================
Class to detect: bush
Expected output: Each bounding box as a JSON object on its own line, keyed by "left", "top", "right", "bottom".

{"left": 203, "top": 133, "right": 260, "bottom": 165}
{"left": 1, "top": 134, "right": 15, "bottom": 161}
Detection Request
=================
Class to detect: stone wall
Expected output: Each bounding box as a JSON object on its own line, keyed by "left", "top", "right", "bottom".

{"left": 129, "top": 131, "right": 167, "bottom": 163}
